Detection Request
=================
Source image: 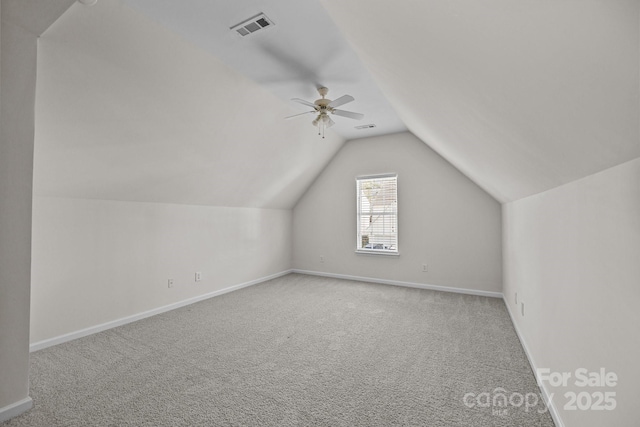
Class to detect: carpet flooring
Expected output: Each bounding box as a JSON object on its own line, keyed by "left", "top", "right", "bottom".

{"left": 3, "top": 273, "right": 555, "bottom": 426}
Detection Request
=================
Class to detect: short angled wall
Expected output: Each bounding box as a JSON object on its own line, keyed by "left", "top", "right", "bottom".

{"left": 31, "top": 269, "right": 292, "bottom": 352}
{"left": 503, "top": 158, "right": 640, "bottom": 427}
{"left": 30, "top": 197, "right": 293, "bottom": 346}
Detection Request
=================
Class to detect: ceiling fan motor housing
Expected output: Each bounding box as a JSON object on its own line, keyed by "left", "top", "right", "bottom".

{"left": 314, "top": 98, "right": 331, "bottom": 111}
{"left": 314, "top": 87, "right": 332, "bottom": 112}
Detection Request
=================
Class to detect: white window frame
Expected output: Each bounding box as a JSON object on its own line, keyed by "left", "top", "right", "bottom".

{"left": 355, "top": 173, "right": 399, "bottom": 256}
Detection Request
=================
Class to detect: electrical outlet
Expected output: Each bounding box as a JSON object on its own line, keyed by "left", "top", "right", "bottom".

{"left": 422, "top": 263, "right": 428, "bottom": 272}
{"left": 320, "top": 256, "right": 325, "bottom": 263}
{"left": 195, "top": 272, "right": 202, "bottom": 282}
{"left": 168, "top": 279, "right": 174, "bottom": 288}
{"left": 521, "top": 302, "right": 525, "bottom": 316}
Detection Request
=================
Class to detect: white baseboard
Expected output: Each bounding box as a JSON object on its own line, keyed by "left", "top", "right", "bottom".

{"left": 30, "top": 269, "right": 292, "bottom": 352}
{"left": 0, "top": 397, "right": 33, "bottom": 423}
{"left": 292, "top": 269, "right": 503, "bottom": 298}
{"left": 502, "top": 297, "right": 564, "bottom": 427}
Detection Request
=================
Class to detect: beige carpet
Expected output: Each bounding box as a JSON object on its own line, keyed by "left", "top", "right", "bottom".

{"left": 3, "top": 273, "right": 555, "bottom": 426}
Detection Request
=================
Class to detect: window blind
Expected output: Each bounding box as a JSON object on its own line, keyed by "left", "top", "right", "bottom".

{"left": 356, "top": 174, "right": 398, "bottom": 254}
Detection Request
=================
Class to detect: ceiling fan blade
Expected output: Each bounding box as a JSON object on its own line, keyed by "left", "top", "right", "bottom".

{"left": 285, "top": 111, "right": 315, "bottom": 120}
{"left": 332, "top": 109, "right": 364, "bottom": 120}
{"left": 328, "top": 94, "right": 354, "bottom": 108}
{"left": 291, "top": 98, "right": 317, "bottom": 108}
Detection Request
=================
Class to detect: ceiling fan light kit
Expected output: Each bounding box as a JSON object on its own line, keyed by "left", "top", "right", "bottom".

{"left": 286, "top": 87, "right": 364, "bottom": 138}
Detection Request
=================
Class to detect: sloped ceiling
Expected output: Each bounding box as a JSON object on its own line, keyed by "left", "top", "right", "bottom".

{"left": 123, "top": 0, "right": 407, "bottom": 141}
{"left": 36, "top": 1, "right": 640, "bottom": 208}
{"left": 321, "top": 0, "right": 640, "bottom": 202}
{"left": 1, "top": 0, "right": 75, "bottom": 36}
{"left": 34, "top": 1, "right": 344, "bottom": 209}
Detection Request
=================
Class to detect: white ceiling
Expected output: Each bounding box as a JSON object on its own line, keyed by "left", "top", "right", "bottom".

{"left": 35, "top": 0, "right": 639, "bottom": 208}
{"left": 322, "top": 0, "right": 640, "bottom": 202}
{"left": 123, "top": 0, "right": 407, "bottom": 141}
{"left": 35, "top": 0, "right": 345, "bottom": 209}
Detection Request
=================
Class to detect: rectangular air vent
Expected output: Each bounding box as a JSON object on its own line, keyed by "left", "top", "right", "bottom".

{"left": 355, "top": 124, "right": 377, "bottom": 130}
{"left": 231, "top": 13, "right": 274, "bottom": 37}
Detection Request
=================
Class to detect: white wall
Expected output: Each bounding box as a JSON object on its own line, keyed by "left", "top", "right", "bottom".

{"left": 30, "top": 196, "right": 292, "bottom": 344}
{"left": 503, "top": 158, "right": 640, "bottom": 427}
{"left": 1, "top": 0, "right": 75, "bottom": 418}
{"left": 293, "top": 132, "right": 502, "bottom": 293}
{"left": 0, "top": 8, "right": 36, "bottom": 416}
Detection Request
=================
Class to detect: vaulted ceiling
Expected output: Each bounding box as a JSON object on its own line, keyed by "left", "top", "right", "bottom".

{"left": 322, "top": 0, "right": 640, "bottom": 202}
{"left": 35, "top": 1, "right": 345, "bottom": 209}
{"left": 34, "top": 0, "right": 639, "bottom": 208}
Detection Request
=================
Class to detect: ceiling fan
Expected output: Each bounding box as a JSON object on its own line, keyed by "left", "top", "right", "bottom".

{"left": 286, "top": 87, "right": 364, "bottom": 138}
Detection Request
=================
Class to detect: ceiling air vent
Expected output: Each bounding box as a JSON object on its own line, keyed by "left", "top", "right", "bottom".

{"left": 231, "top": 13, "right": 274, "bottom": 37}
{"left": 355, "top": 124, "right": 376, "bottom": 130}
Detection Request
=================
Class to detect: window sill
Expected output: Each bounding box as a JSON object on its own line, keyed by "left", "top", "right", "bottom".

{"left": 355, "top": 250, "right": 400, "bottom": 257}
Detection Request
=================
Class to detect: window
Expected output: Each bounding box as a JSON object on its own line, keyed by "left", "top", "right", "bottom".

{"left": 356, "top": 174, "right": 398, "bottom": 255}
